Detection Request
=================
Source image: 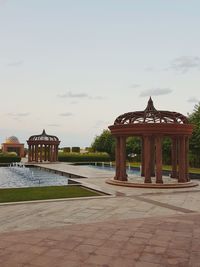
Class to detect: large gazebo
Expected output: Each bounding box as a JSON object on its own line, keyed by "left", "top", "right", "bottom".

{"left": 27, "top": 130, "right": 60, "bottom": 162}
{"left": 108, "top": 98, "right": 196, "bottom": 187}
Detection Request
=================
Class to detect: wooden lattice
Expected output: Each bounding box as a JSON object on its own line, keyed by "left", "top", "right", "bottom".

{"left": 114, "top": 97, "right": 188, "bottom": 125}
{"left": 28, "top": 129, "right": 59, "bottom": 142}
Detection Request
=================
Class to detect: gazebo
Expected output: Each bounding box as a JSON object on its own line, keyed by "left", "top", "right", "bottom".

{"left": 27, "top": 130, "right": 60, "bottom": 162}
{"left": 108, "top": 98, "right": 195, "bottom": 187}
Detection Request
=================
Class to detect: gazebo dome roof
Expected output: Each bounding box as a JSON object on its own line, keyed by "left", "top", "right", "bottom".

{"left": 5, "top": 136, "right": 20, "bottom": 144}
{"left": 114, "top": 97, "right": 189, "bottom": 125}
{"left": 28, "top": 129, "right": 59, "bottom": 142}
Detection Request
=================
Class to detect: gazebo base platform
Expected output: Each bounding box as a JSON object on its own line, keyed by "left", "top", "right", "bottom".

{"left": 106, "top": 178, "right": 198, "bottom": 189}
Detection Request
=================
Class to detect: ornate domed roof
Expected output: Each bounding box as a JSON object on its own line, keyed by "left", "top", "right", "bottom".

{"left": 28, "top": 129, "right": 59, "bottom": 142}
{"left": 114, "top": 97, "right": 189, "bottom": 125}
{"left": 5, "top": 136, "right": 20, "bottom": 144}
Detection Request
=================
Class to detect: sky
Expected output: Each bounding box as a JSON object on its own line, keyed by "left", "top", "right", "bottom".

{"left": 0, "top": 0, "right": 200, "bottom": 147}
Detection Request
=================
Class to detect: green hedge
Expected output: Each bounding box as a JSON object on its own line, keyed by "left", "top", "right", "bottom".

{"left": 72, "top": 147, "right": 80, "bottom": 153}
{"left": 63, "top": 147, "right": 71, "bottom": 153}
{"left": 0, "top": 153, "right": 21, "bottom": 163}
{"left": 58, "top": 152, "right": 110, "bottom": 162}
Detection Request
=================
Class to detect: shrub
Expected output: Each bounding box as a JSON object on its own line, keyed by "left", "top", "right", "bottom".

{"left": 72, "top": 147, "right": 80, "bottom": 153}
{"left": 85, "top": 147, "right": 94, "bottom": 152}
{"left": 0, "top": 153, "right": 21, "bottom": 163}
{"left": 63, "top": 147, "right": 71, "bottom": 153}
{"left": 58, "top": 152, "right": 110, "bottom": 162}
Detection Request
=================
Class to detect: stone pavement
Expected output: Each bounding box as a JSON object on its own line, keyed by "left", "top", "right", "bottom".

{"left": 0, "top": 213, "right": 200, "bottom": 267}
{"left": 0, "top": 162, "right": 200, "bottom": 266}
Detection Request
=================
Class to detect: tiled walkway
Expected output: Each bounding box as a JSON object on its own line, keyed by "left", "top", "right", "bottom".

{"left": 0, "top": 163, "right": 200, "bottom": 266}
{"left": 0, "top": 213, "right": 200, "bottom": 267}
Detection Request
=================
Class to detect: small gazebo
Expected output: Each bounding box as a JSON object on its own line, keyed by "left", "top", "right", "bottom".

{"left": 108, "top": 98, "right": 195, "bottom": 187}
{"left": 27, "top": 130, "right": 60, "bottom": 162}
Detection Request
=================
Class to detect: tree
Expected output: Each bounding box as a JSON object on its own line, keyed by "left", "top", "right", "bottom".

{"left": 162, "top": 137, "right": 171, "bottom": 165}
{"left": 91, "top": 130, "right": 115, "bottom": 158}
{"left": 91, "top": 130, "right": 141, "bottom": 161}
{"left": 126, "top": 137, "right": 141, "bottom": 161}
{"left": 188, "top": 103, "right": 200, "bottom": 167}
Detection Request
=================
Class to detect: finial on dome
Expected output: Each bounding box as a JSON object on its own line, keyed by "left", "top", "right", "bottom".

{"left": 42, "top": 129, "right": 46, "bottom": 135}
{"left": 145, "top": 97, "right": 157, "bottom": 112}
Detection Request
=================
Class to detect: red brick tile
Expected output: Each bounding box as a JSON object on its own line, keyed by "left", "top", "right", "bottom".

{"left": 135, "top": 262, "right": 163, "bottom": 267}
{"left": 74, "top": 244, "right": 97, "bottom": 254}
{"left": 139, "top": 252, "right": 163, "bottom": 264}
{"left": 87, "top": 254, "right": 113, "bottom": 265}
{"left": 144, "top": 245, "right": 166, "bottom": 254}
{"left": 95, "top": 247, "right": 120, "bottom": 257}
{"left": 110, "top": 256, "right": 136, "bottom": 267}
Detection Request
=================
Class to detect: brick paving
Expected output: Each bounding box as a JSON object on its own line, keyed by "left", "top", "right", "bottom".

{"left": 0, "top": 213, "right": 200, "bottom": 266}
{"left": 0, "top": 163, "right": 200, "bottom": 266}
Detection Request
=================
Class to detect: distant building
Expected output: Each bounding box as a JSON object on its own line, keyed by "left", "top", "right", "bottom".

{"left": 1, "top": 136, "right": 25, "bottom": 157}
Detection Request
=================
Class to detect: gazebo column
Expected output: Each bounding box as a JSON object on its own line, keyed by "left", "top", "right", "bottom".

{"left": 28, "top": 145, "right": 31, "bottom": 162}
{"left": 178, "top": 136, "right": 186, "bottom": 183}
{"left": 33, "top": 145, "right": 35, "bottom": 161}
{"left": 55, "top": 145, "right": 57, "bottom": 161}
{"left": 56, "top": 145, "right": 59, "bottom": 161}
{"left": 54, "top": 145, "right": 57, "bottom": 161}
{"left": 50, "top": 145, "right": 53, "bottom": 162}
{"left": 49, "top": 145, "right": 51, "bottom": 162}
{"left": 48, "top": 145, "right": 51, "bottom": 161}
{"left": 35, "top": 145, "right": 38, "bottom": 162}
{"left": 114, "top": 137, "right": 120, "bottom": 180}
{"left": 53, "top": 145, "right": 56, "bottom": 161}
{"left": 44, "top": 145, "right": 47, "bottom": 161}
{"left": 144, "top": 135, "right": 152, "bottom": 183}
{"left": 185, "top": 136, "right": 189, "bottom": 181}
{"left": 114, "top": 136, "right": 127, "bottom": 181}
{"left": 40, "top": 145, "right": 43, "bottom": 162}
{"left": 141, "top": 137, "right": 145, "bottom": 177}
{"left": 155, "top": 136, "right": 163, "bottom": 183}
{"left": 119, "top": 136, "right": 127, "bottom": 181}
{"left": 171, "top": 137, "right": 178, "bottom": 178}
{"left": 150, "top": 136, "right": 155, "bottom": 177}
{"left": 51, "top": 145, "right": 54, "bottom": 162}
{"left": 29, "top": 145, "right": 31, "bottom": 161}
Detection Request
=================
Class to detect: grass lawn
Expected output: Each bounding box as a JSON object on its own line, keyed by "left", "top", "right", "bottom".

{"left": 0, "top": 185, "right": 101, "bottom": 203}
{"left": 128, "top": 162, "right": 200, "bottom": 174}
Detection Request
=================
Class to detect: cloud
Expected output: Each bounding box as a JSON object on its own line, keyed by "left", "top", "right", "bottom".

{"left": 47, "top": 124, "right": 60, "bottom": 127}
{"left": 16, "top": 112, "right": 30, "bottom": 117}
{"left": 59, "top": 112, "right": 73, "bottom": 117}
{"left": 140, "top": 88, "right": 172, "bottom": 97}
{"left": 7, "top": 112, "right": 30, "bottom": 117}
{"left": 7, "top": 60, "right": 24, "bottom": 67}
{"left": 169, "top": 56, "right": 200, "bottom": 73}
{"left": 89, "top": 96, "right": 105, "bottom": 100}
{"left": 57, "top": 91, "right": 104, "bottom": 101}
{"left": 130, "top": 84, "right": 140, "bottom": 89}
{"left": 57, "top": 91, "right": 88, "bottom": 99}
{"left": 188, "top": 97, "right": 199, "bottom": 103}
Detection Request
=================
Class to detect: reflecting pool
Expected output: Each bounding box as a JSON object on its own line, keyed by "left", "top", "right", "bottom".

{"left": 0, "top": 166, "right": 69, "bottom": 188}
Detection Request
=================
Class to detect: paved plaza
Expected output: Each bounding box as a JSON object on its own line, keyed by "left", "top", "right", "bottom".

{"left": 0, "top": 163, "right": 200, "bottom": 266}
